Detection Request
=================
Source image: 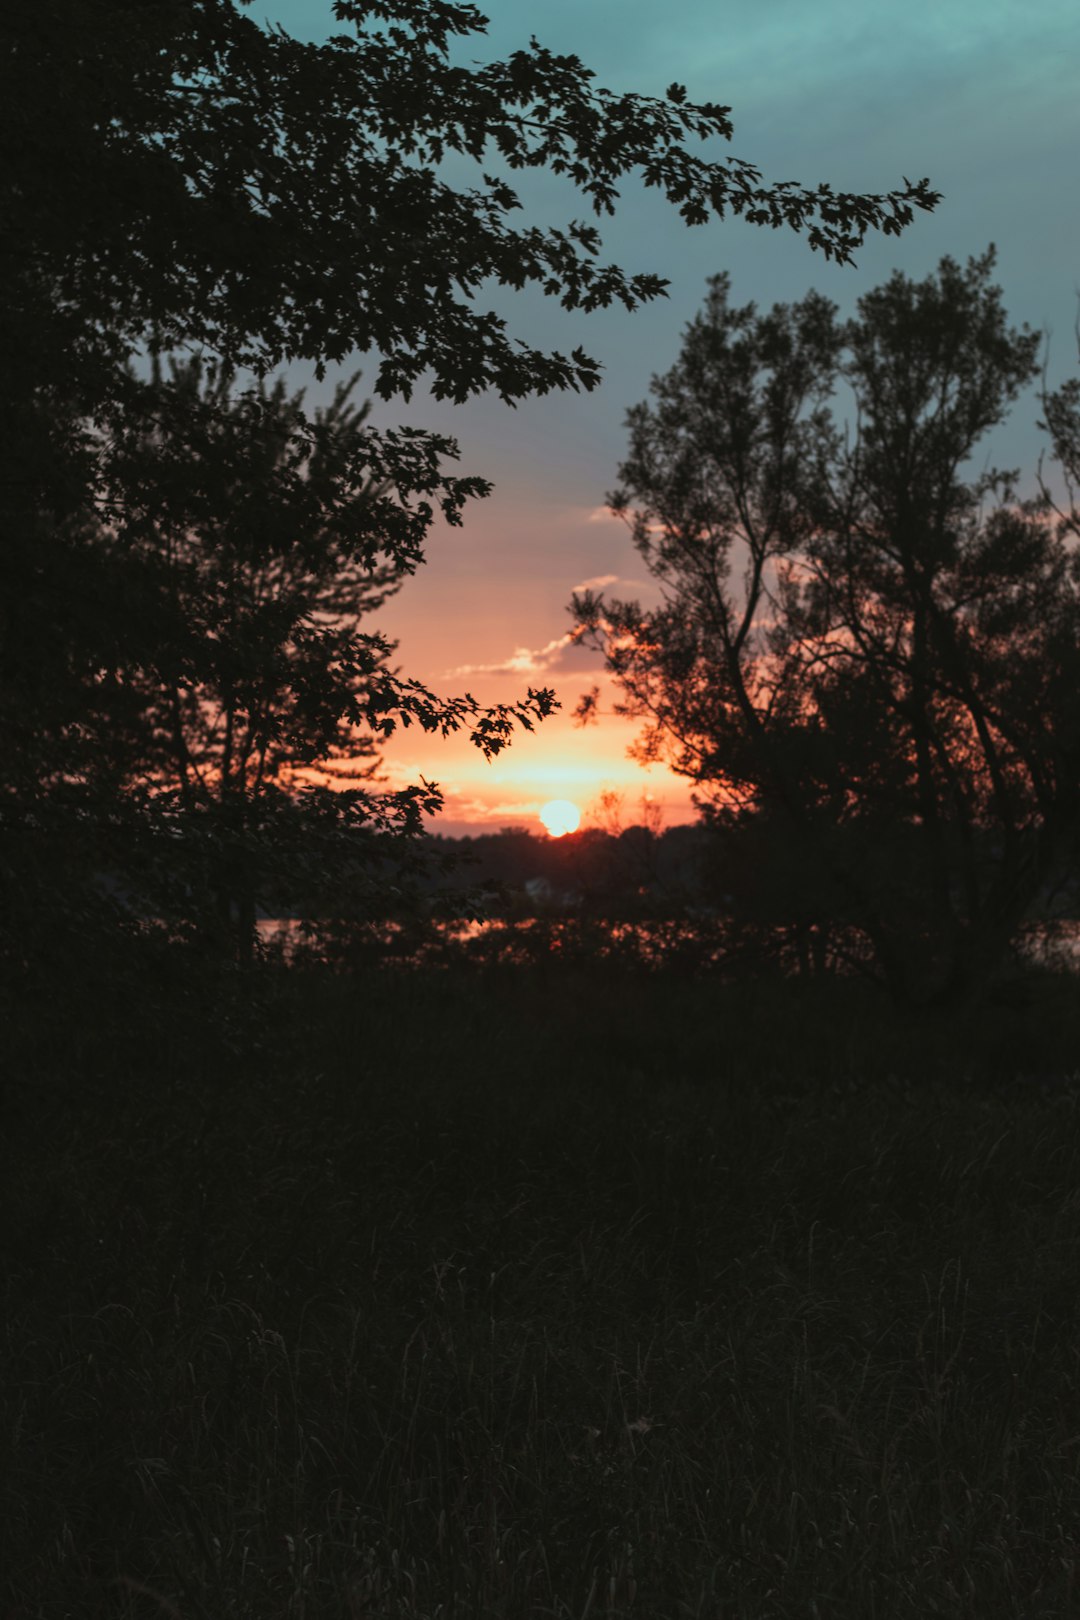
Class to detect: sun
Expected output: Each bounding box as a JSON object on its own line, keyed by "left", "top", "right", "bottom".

{"left": 538, "top": 799, "right": 581, "bottom": 838}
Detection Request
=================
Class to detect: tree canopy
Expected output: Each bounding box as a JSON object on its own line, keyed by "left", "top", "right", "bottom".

{"left": 5, "top": 0, "right": 938, "bottom": 405}
{"left": 1, "top": 0, "right": 940, "bottom": 968}
{"left": 574, "top": 252, "right": 1080, "bottom": 1004}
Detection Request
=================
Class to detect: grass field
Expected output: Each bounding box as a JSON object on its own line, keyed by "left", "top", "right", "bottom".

{"left": 5, "top": 956, "right": 1080, "bottom": 1618}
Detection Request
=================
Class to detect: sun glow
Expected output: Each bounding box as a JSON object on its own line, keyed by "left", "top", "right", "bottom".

{"left": 538, "top": 799, "right": 581, "bottom": 838}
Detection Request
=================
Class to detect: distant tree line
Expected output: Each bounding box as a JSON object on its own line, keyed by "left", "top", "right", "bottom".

{"left": 419, "top": 822, "right": 711, "bottom": 913}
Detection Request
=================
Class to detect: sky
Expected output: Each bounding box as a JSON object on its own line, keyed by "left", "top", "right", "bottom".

{"left": 254, "top": 0, "right": 1080, "bottom": 837}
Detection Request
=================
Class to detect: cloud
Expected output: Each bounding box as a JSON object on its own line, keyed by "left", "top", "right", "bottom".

{"left": 376, "top": 758, "right": 455, "bottom": 791}
{"left": 443, "top": 566, "right": 663, "bottom": 682}
{"left": 569, "top": 572, "right": 618, "bottom": 594}
{"left": 480, "top": 799, "right": 543, "bottom": 820}
{"left": 447, "top": 628, "right": 584, "bottom": 679}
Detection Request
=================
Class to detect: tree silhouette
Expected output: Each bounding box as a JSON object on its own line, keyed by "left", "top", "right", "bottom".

{"left": 91, "top": 360, "right": 447, "bottom": 958}
{"left": 574, "top": 252, "right": 1080, "bottom": 1005}
{"left": 1, "top": 0, "right": 938, "bottom": 969}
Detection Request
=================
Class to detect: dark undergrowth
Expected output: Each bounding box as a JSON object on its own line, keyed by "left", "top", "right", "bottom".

{"left": 4, "top": 948, "right": 1080, "bottom": 1618}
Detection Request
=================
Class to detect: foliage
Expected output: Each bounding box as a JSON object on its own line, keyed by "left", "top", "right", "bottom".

{"left": 4, "top": 0, "right": 938, "bottom": 405}
{"left": 1040, "top": 319, "right": 1080, "bottom": 543}
{"left": 0, "top": 0, "right": 938, "bottom": 970}
{"left": 90, "top": 358, "right": 549, "bottom": 954}
{"left": 575, "top": 251, "right": 1080, "bottom": 1005}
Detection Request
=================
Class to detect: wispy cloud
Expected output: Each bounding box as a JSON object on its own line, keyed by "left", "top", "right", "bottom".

{"left": 569, "top": 572, "right": 618, "bottom": 594}
{"left": 376, "top": 758, "right": 446, "bottom": 790}
{"left": 447, "top": 629, "right": 585, "bottom": 679}
{"left": 480, "top": 799, "right": 543, "bottom": 820}
{"left": 569, "top": 572, "right": 654, "bottom": 597}
{"left": 445, "top": 567, "right": 659, "bottom": 680}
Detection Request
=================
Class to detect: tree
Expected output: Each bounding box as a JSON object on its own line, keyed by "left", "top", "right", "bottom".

{"left": 574, "top": 252, "right": 1080, "bottom": 1005}
{"left": 92, "top": 359, "right": 456, "bottom": 957}
{"left": 1, "top": 0, "right": 938, "bottom": 969}
{"left": 4, "top": 0, "right": 938, "bottom": 401}
{"left": 1040, "top": 309, "right": 1080, "bottom": 548}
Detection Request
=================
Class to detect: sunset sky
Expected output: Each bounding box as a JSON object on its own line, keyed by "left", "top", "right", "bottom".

{"left": 257, "top": 0, "right": 1079, "bottom": 836}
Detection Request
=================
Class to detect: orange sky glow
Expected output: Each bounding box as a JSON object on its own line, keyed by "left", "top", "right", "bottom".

{"left": 379, "top": 680, "right": 697, "bottom": 839}
{"left": 363, "top": 496, "right": 701, "bottom": 838}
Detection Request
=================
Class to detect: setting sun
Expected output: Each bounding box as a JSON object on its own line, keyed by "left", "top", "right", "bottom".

{"left": 539, "top": 799, "right": 581, "bottom": 838}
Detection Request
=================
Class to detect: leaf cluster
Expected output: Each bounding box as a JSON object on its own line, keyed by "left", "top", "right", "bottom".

{"left": 3, "top": 0, "right": 938, "bottom": 405}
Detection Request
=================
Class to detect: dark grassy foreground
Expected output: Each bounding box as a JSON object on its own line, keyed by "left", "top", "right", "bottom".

{"left": 5, "top": 955, "right": 1080, "bottom": 1619}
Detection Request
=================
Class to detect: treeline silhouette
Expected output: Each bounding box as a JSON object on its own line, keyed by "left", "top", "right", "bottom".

{"left": 5, "top": 242, "right": 1077, "bottom": 1009}
{"left": 420, "top": 824, "right": 709, "bottom": 911}
{"left": 10, "top": 251, "right": 1080, "bottom": 1002}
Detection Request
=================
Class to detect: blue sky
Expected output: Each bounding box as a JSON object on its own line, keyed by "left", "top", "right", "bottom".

{"left": 253, "top": 0, "right": 1080, "bottom": 832}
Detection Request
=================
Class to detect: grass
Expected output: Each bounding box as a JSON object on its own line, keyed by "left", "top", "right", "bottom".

{"left": 4, "top": 954, "right": 1080, "bottom": 1617}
